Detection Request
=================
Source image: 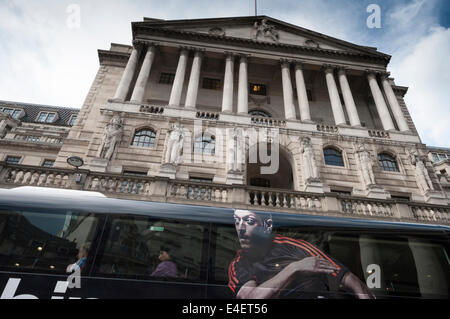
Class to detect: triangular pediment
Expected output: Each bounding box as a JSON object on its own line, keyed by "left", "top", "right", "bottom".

{"left": 136, "top": 16, "right": 388, "bottom": 59}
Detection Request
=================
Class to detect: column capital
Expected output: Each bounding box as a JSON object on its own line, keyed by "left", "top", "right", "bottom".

{"left": 177, "top": 45, "right": 191, "bottom": 53}
{"left": 379, "top": 71, "right": 391, "bottom": 80}
{"left": 132, "top": 39, "right": 146, "bottom": 50}
{"left": 365, "top": 69, "right": 386, "bottom": 77}
{"left": 322, "top": 64, "right": 336, "bottom": 72}
{"left": 279, "top": 58, "right": 292, "bottom": 68}
{"left": 223, "top": 51, "right": 235, "bottom": 59}
{"left": 336, "top": 66, "right": 349, "bottom": 75}
{"left": 237, "top": 53, "right": 250, "bottom": 62}
{"left": 293, "top": 60, "right": 307, "bottom": 69}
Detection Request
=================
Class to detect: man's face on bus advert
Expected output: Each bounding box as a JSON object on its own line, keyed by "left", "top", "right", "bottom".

{"left": 234, "top": 210, "right": 272, "bottom": 250}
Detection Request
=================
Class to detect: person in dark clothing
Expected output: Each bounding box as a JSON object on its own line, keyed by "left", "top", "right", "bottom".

{"left": 228, "top": 209, "right": 374, "bottom": 299}
{"left": 151, "top": 247, "right": 177, "bottom": 278}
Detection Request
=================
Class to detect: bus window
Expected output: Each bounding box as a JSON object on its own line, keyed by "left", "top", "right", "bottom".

{"left": 327, "top": 233, "right": 450, "bottom": 298}
{"left": 0, "top": 209, "right": 100, "bottom": 275}
{"left": 92, "top": 215, "right": 209, "bottom": 282}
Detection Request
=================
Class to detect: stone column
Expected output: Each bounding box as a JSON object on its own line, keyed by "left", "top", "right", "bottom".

{"left": 185, "top": 49, "right": 204, "bottom": 109}
{"left": 367, "top": 71, "right": 395, "bottom": 131}
{"left": 113, "top": 46, "right": 140, "bottom": 101}
{"left": 337, "top": 68, "right": 361, "bottom": 127}
{"left": 323, "top": 65, "right": 346, "bottom": 126}
{"left": 168, "top": 48, "right": 189, "bottom": 107}
{"left": 237, "top": 55, "right": 249, "bottom": 114}
{"left": 130, "top": 44, "right": 157, "bottom": 103}
{"left": 280, "top": 60, "right": 296, "bottom": 120}
{"left": 221, "top": 52, "right": 234, "bottom": 113}
{"left": 294, "top": 62, "right": 311, "bottom": 122}
{"left": 380, "top": 74, "right": 410, "bottom": 131}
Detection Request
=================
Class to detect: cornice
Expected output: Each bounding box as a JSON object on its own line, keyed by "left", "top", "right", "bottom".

{"left": 132, "top": 25, "right": 390, "bottom": 66}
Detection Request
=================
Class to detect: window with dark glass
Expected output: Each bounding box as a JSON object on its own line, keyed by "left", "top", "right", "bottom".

{"left": 0, "top": 209, "right": 101, "bottom": 275}
{"left": 159, "top": 72, "right": 175, "bottom": 85}
{"left": 202, "top": 78, "right": 221, "bottom": 90}
{"left": 324, "top": 148, "right": 344, "bottom": 167}
{"left": 132, "top": 129, "right": 156, "bottom": 148}
{"left": 36, "top": 112, "right": 56, "bottom": 123}
{"left": 194, "top": 135, "right": 215, "bottom": 155}
{"left": 249, "top": 83, "right": 267, "bottom": 96}
{"left": 69, "top": 115, "right": 78, "bottom": 126}
{"left": 93, "top": 215, "right": 209, "bottom": 283}
{"left": 378, "top": 153, "right": 399, "bottom": 172}
{"left": 6, "top": 156, "right": 21, "bottom": 164}
{"left": 42, "top": 159, "right": 55, "bottom": 168}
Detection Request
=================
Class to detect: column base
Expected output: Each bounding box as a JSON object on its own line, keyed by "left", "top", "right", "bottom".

{"left": 89, "top": 158, "right": 109, "bottom": 173}
{"left": 226, "top": 170, "right": 244, "bottom": 185}
{"left": 158, "top": 163, "right": 177, "bottom": 180}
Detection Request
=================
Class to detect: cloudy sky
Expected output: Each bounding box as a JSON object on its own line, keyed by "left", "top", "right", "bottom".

{"left": 0, "top": 0, "right": 449, "bottom": 147}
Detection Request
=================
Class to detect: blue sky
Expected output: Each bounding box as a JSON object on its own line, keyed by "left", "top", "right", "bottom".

{"left": 0, "top": 0, "right": 449, "bottom": 147}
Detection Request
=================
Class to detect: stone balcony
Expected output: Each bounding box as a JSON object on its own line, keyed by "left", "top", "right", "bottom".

{"left": 1, "top": 162, "right": 449, "bottom": 225}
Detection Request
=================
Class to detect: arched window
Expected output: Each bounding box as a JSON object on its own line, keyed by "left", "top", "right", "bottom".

{"left": 378, "top": 153, "right": 399, "bottom": 172}
{"left": 194, "top": 135, "right": 215, "bottom": 155}
{"left": 323, "top": 147, "right": 344, "bottom": 167}
{"left": 249, "top": 110, "right": 271, "bottom": 118}
{"left": 131, "top": 129, "right": 156, "bottom": 148}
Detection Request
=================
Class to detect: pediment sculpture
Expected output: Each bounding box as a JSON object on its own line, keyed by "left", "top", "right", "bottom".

{"left": 252, "top": 19, "right": 279, "bottom": 42}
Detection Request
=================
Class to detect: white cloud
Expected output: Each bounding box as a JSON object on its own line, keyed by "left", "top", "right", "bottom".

{"left": 390, "top": 26, "right": 450, "bottom": 147}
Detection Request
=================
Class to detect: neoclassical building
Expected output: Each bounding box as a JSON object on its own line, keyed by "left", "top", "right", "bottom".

{"left": 1, "top": 16, "right": 449, "bottom": 224}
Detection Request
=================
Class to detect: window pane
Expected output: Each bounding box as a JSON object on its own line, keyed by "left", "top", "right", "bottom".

{"left": 45, "top": 113, "right": 55, "bottom": 123}
{"left": 438, "top": 154, "right": 447, "bottom": 161}
{"left": 12, "top": 110, "right": 21, "bottom": 119}
{"left": 37, "top": 112, "right": 48, "bottom": 122}
{"left": 202, "top": 78, "right": 221, "bottom": 90}
{"left": 132, "top": 130, "right": 156, "bottom": 148}
{"left": 6, "top": 156, "right": 21, "bottom": 164}
{"left": 194, "top": 136, "right": 215, "bottom": 155}
{"left": 378, "top": 154, "right": 399, "bottom": 172}
{"left": 159, "top": 73, "right": 175, "bottom": 85}
{"left": 432, "top": 153, "right": 440, "bottom": 163}
{"left": 0, "top": 209, "right": 100, "bottom": 275}
{"left": 249, "top": 83, "right": 267, "bottom": 96}
{"left": 324, "top": 148, "right": 344, "bottom": 166}
{"left": 69, "top": 115, "right": 77, "bottom": 126}
{"left": 3, "top": 108, "right": 13, "bottom": 115}
{"left": 93, "top": 215, "right": 208, "bottom": 282}
{"left": 42, "top": 160, "right": 55, "bottom": 168}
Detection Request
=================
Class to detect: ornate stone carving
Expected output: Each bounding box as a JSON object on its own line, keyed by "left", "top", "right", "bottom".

{"left": 407, "top": 148, "right": 434, "bottom": 194}
{"left": 164, "top": 122, "right": 185, "bottom": 165}
{"left": 99, "top": 114, "right": 123, "bottom": 161}
{"left": 227, "top": 127, "right": 244, "bottom": 173}
{"left": 252, "top": 19, "right": 279, "bottom": 42}
{"left": 305, "top": 39, "right": 320, "bottom": 48}
{"left": 299, "top": 137, "right": 319, "bottom": 182}
{"left": 355, "top": 142, "right": 376, "bottom": 189}
{"left": 208, "top": 27, "right": 225, "bottom": 36}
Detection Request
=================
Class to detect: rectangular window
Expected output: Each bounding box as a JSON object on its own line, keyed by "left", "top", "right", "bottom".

{"left": 2, "top": 108, "right": 14, "bottom": 115}
{"left": 42, "top": 159, "right": 55, "bottom": 168}
{"left": 438, "top": 154, "right": 447, "bottom": 161}
{"left": 24, "top": 136, "right": 40, "bottom": 143}
{"left": 69, "top": 115, "right": 78, "bottom": 126}
{"left": 249, "top": 83, "right": 267, "bottom": 96}
{"left": 92, "top": 215, "right": 209, "bottom": 283}
{"left": 123, "top": 170, "right": 147, "bottom": 177}
{"left": 36, "top": 112, "right": 56, "bottom": 123}
{"left": 202, "top": 78, "right": 221, "bottom": 90}
{"left": 159, "top": 72, "right": 175, "bottom": 85}
{"left": 432, "top": 153, "right": 439, "bottom": 163}
{"left": 6, "top": 156, "right": 21, "bottom": 164}
{"left": 0, "top": 209, "right": 101, "bottom": 275}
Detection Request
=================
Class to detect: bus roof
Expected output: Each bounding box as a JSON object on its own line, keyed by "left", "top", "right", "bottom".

{"left": 0, "top": 187, "right": 448, "bottom": 233}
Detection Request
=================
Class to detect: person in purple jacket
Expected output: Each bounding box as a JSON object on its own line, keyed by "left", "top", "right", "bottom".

{"left": 151, "top": 246, "right": 178, "bottom": 278}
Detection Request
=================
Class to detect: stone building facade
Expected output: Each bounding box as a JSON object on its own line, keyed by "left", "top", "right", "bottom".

{"left": 1, "top": 16, "right": 449, "bottom": 225}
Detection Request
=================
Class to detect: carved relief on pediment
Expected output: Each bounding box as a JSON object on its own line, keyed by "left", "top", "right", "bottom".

{"left": 252, "top": 19, "right": 279, "bottom": 43}
{"left": 208, "top": 27, "right": 225, "bottom": 36}
{"left": 305, "top": 39, "right": 320, "bottom": 48}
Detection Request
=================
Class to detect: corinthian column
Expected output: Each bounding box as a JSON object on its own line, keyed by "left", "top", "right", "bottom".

{"left": 185, "top": 49, "right": 204, "bottom": 109}
{"left": 337, "top": 68, "right": 361, "bottom": 127}
{"left": 221, "top": 52, "right": 234, "bottom": 113}
{"left": 113, "top": 46, "right": 140, "bottom": 101}
{"left": 130, "top": 44, "right": 157, "bottom": 103}
{"left": 237, "top": 55, "right": 248, "bottom": 114}
{"left": 294, "top": 62, "right": 311, "bottom": 122}
{"left": 367, "top": 71, "right": 395, "bottom": 131}
{"left": 380, "top": 73, "right": 409, "bottom": 131}
{"left": 280, "top": 60, "right": 296, "bottom": 120}
{"left": 323, "top": 65, "right": 346, "bottom": 126}
{"left": 169, "top": 48, "right": 189, "bottom": 107}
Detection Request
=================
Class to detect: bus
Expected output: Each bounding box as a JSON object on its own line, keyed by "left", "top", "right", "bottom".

{"left": 0, "top": 187, "right": 448, "bottom": 299}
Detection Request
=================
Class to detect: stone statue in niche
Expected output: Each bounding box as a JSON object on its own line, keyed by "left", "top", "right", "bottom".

{"left": 407, "top": 148, "right": 434, "bottom": 194}
{"left": 253, "top": 19, "right": 279, "bottom": 42}
{"left": 99, "top": 114, "right": 123, "bottom": 161}
{"left": 164, "top": 122, "right": 185, "bottom": 165}
{"left": 355, "top": 143, "right": 376, "bottom": 189}
{"left": 227, "top": 127, "right": 244, "bottom": 173}
{"left": 299, "top": 137, "right": 319, "bottom": 182}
